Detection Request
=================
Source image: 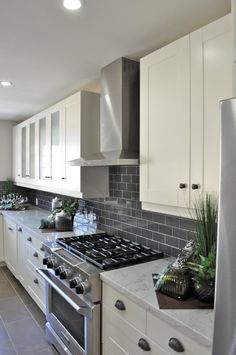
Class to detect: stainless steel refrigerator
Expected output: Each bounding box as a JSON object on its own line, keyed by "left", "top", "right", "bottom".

{"left": 213, "top": 97, "right": 236, "bottom": 355}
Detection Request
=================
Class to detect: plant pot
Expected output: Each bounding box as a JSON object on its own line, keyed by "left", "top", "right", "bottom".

{"left": 193, "top": 280, "right": 215, "bottom": 303}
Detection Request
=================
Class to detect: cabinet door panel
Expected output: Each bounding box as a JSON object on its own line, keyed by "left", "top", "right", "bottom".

{"left": 140, "top": 36, "right": 190, "bottom": 208}
{"left": 4, "top": 219, "right": 17, "bottom": 277}
{"left": 191, "top": 14, "right": 232, "bottom": 201}
{"left": 61, "top": 93, "right": 81, "bottom": 193}
{"left": 13, "top": 126, "right": 22, "bottom": 182}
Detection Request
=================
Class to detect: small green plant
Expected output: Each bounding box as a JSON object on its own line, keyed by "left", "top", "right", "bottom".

{"left": 52, "top": 199, "right": 79, "bottom": 216}
{"left": 187, "top": 252, "right": 216, "bottom": 284}
{"left": 192, "top": 193, "right": 218, "bottom": 258}
{"left": 188, "top": 193, "right": 218, "bottom": 285}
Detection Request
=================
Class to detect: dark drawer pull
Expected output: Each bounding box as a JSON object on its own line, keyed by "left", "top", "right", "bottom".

{"left": 17, "top": 174, "right": 21, "bottom": 177}
{"left": 27, "top": 237, "right": 32, "bottom": 242}
{"left": 191, "top": 184, "right": 199, "bottom": 190}
{"left": 168, "top": 338, "right": 184, "bottom": 352}
{"left": 26, "top": 174, "right": 30, "bottom": 177}
{"left": 61, "top": 177, "right": 66, "bottom": 180}
{"left": 179, "top": 183, "right": 186, "bottom": 189}
{"left": 33, "top": 278, "right": 39, "bottom": 284}
{"left": 45, "top": 176, "right": 52, "bottom": 179}
{"left": 8, "top": 227, "right": 13, "bottom": 231}
{"left": 40, "top": 246, "right": 45, "bottom": 252}
{"left": 33, "top": 252, "right": 38, "bottom": 258}
{"left": 115, "top": 299, "right": 126, "bottom": 311}
{"left": 18, "top": 227, "right": 22, "bottom": 232}
{"left": 138, "top": 338, "right": 151, "bottom": 351}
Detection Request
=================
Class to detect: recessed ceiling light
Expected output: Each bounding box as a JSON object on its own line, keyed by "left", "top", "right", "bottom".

{"left": 63, "top": 0, "right": 82, "bottom": 10}
{"left": 0, "top": 81, "right": 12, "bottom": 87}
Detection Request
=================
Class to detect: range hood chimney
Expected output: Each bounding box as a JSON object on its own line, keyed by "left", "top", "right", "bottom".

{"left": 67, "top": 57, "right": 140, "bottom": 166}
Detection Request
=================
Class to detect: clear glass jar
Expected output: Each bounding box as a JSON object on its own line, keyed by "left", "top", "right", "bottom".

{"left": 160, "top": 263, "right": 192, "bottom": 300}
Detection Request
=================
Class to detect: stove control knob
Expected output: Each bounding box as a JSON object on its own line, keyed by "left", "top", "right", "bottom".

{"left": 47, "top": 259, "right": 58, "bottom": 269}
{"left": 42, "top": 257, "right": 50, "bottom": 266}
{"left": 55, "top": 266, "right": 65, "bottom": 276}
{"left": 60, "top": 268, "right": 72, "bottom": 280}
{"left": 69, "top": 278, "right": 79, "bottom": 288}
{"left": 76, "top": 281, "right": 90, "bottom": 295}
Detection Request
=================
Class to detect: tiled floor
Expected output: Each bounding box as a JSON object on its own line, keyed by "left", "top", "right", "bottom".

{"left": 0, "top": 266, "right": 57, "bottom": 355}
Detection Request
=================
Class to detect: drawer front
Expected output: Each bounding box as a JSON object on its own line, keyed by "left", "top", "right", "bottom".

{"left": 103, "top": 338, "right": 129, "bottom": 355}
{"left": 27, "top": 261, "right": 45, "bottom": 304}
{"left": 147, "top": 312, "right": 211, "bottom": 355}
{"left": 25, "top": 232, "right": 44, "bottom": 252}
{"left": 26, "top": 243, "right": 44, "bottom": 269}
{"left": 103, "top": 305, "right": 168, "bottom": 355}
{"left": 5, "top": 218, "right": 16, "bottom": 232}
{"left": 103, "top": 283, "right": 146, "bottom": 333}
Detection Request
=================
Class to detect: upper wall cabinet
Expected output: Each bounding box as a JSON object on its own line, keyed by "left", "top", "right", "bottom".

{"left": 140, "top": 14, "right": 232, "bottom": 216}
{"left": 13, "top": 91, "right": 109, "bottom": 199}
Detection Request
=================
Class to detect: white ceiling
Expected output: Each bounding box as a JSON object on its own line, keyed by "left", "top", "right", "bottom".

{"left": 0, "top": 0, "right": 230, "bottom": 121}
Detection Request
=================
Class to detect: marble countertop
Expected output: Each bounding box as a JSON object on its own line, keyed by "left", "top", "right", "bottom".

{"left": 0, "top": 206, "right": 97, "bottom": 242}
{"left": 101, "top": 258, "right": 214, "bottom": 350}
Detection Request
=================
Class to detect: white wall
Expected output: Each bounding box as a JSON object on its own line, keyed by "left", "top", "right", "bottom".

{"left": 0, "top": 120, "right": 18, "bottom": 181}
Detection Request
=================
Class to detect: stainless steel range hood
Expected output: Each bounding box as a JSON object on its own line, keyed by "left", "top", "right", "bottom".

{"left": 67, "top": 57, "right": 140, "bottom": 166}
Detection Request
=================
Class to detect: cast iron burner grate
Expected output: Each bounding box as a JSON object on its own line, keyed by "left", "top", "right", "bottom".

{"left": 56, "top": 233, "right": 164, "bottom": 270}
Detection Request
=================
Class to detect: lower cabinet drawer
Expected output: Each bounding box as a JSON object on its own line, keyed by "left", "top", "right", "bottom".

{"left": 146, "top": 312, "right": 211, "bottom": 355}
{"left": 103, "top": 305, "right": 168, "bottom": 355}
{"left": 103, "top": 283, "right": 146, "bottom": 334}
{"left": 26, "top": 243, "right": 44, "bottom": 269}
{"left": 27, "top": 261, "right": 45, "bottom": 311}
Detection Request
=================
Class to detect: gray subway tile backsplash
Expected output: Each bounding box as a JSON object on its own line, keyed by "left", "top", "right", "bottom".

{"left": 0, "top": 166, "right": 197, "bottom": 257}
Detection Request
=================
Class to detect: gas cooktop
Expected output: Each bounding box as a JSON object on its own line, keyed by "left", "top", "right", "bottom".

{"left": 56, "top": 233, "right": 164, "bottom": 270}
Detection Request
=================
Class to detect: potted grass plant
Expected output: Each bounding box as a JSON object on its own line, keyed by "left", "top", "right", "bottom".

{"left": 187, "top": 193, "right": 218, "bottom": 303}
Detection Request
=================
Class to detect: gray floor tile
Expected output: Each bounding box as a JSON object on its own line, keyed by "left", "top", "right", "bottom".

{"left": 0, "top": 298, "right": 32, "bottom": 324}
{"left": 26, "top": 300, "right": 46, "bottom": 330}
{"left": 0, "top": 318, "right": 16, "bottom": 354}
{"left": 0, "top": 268, "right": 7, "bottom": 281}
{"left": 0, "top": 280, "right": 16, "bottom": 299}
{"left": 33, "top": 346, "right": 58, "bottom": 355}
{"left": 5, "top": 318, "right": 48, "bottom": 355}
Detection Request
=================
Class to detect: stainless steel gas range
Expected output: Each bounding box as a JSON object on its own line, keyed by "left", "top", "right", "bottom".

{"left": 37, "top": 233, "right": 164, "bottom": 355}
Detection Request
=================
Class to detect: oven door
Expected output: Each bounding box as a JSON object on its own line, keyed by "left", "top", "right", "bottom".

{"left": 37, "top": 269, "right": 100, "bottom": 355}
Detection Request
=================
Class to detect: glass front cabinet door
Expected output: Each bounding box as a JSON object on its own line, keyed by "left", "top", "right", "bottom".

{"left": 21, "top": 119, "right": 36, "bottom": 183}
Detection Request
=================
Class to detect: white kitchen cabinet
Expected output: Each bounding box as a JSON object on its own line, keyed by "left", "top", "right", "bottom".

{"left": 191, "top": 15, "right": 233, "bottom": 200}
{"left": 4, "top": 217, "right": 18, "bottom": 278}
{"left": 140, "top": 35, "right": 190, "bottom": 210}
{"left": 13, "top": 90, "right": 109, "bottom": 198}
{"left": 12, "top": 125, "right": 22, "bottom": 183}
{"left": 17, "top": 226, "right": 28, "bottom": 286}
{"left": 0, "top": 215, "right": 3, "bottom": 263}
{"left": 140, "top": 14, "right": 232, "bottom": 215}
{"left": 21, "top": 119, "right": 36, "bottom": 182}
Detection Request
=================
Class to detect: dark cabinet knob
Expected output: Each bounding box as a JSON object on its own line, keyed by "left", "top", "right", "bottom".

{"left": 168, "top": 338, "right": 184, "bottom": 352}
{"left": 27, "top": 237, "right": 32, "bottom": 242}
{"left": 33, "top": 278, "right": 39, "bottom": 284}
{"left": 179, "top": 183, "right": 186, "bottom": 189}
{"left": 191, "top": 184, "right": 199, "bottom": 190}
{"left": 40, "top": 246, "right": 45, "bottom": 252}
{"left": 18, "top": 227, "right": 22, "bottom": 232}
{"left": 61, "top": 177, "right": 66, "bottom": 180}
{"left": 138, "top": 338, "right": 151, "bottom": 351}
{"left": 8, "top": 227, "right": 13, "bottom": 231}
{"left": 33, "top": 252, "right": 38, "bottom": 258}
{"left": 17, "top": 174, "right": 21, "bottom": 177}
{"left": 115, "top": 300, "right": 126, "bottom": 311}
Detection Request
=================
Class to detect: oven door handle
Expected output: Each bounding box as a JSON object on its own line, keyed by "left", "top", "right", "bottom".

{"left": 37, "top": 268, "right": 92, "bottom": 319}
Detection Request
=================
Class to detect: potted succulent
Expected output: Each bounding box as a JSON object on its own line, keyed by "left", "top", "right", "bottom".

{"left": 188, "top": 193, "right": 218, "bottom": 303}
